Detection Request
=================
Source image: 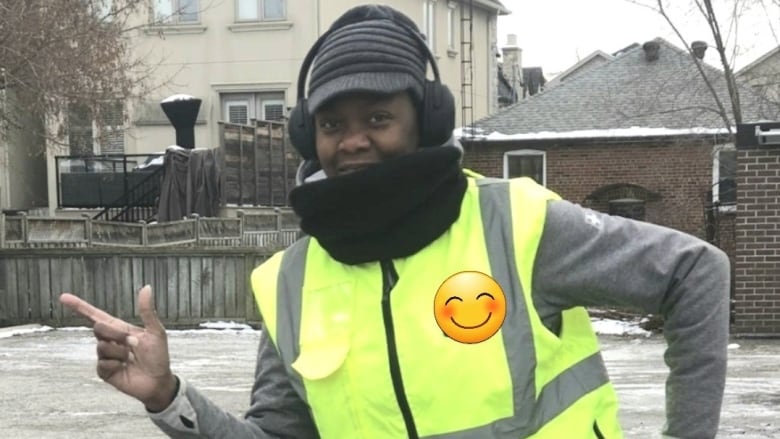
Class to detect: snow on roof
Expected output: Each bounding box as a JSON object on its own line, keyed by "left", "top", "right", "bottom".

{"left": 161, "top": 94, "right": 197, "bottom": 103}
{"left": 455, "top": 126, "right": 731, "bottom": 142}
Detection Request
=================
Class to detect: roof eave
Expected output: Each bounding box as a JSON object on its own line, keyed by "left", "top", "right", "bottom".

{"left": 470, "top": 0, "right": 511, "bottom": 15}
{"left": 458, "top": 129, "right": 733, "bottom": 145}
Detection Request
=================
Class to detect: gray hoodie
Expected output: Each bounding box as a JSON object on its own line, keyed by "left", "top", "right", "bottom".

{"left": 149, "top": 198, "right": 730, "bottom": 439}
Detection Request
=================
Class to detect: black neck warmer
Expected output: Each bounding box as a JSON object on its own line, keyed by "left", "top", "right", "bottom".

{"left": 289, "top": 146, "right": 467, "bottom": 265}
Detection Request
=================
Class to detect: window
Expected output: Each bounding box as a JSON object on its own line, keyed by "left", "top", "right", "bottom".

{"left": 221, "top": 92, "right": 286, "bottom": 124}
{"left": 226, "top": 100, "right": 250, "bottom": 125}
{"left": 262, "top": 99, "right": 285, "bottom": 120}
{"left": 609, "top": 199, "right": 645, "bottom": 221}
{"left": 713, "top": 144, "right": 736, "bottom": 208}
{"left": 422, "top": 0, "right": 436, "bottom": 52}
{"left": 446, "top": 1, "right": 457, "bottom": 51}
{"left": 236, "top": 0, "right": 285, "bottom": 21}
{"left": 504, "top": 150, "right": 546, "bottom": 185}
{"left": 155, "top": 0, "right": 199, "bottom": 24}
{"left": 95, "top": 101, "right": 125, "bottom": 154}
{"left": 67, "top": 101, "right": 125, "bottom": 155}
{"left": 67, "top": 103, "right": 95, "bottom": 156}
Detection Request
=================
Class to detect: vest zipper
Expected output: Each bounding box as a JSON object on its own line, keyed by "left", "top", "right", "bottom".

{"left": 380, "top": 259, "right": 419, "bottom": 439}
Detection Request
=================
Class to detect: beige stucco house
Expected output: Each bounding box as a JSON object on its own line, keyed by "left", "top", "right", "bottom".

{"left": 42, "top": 0, "right": 509, "bottom": 214}
{"left": 0, "top": 89, "right": 48, "bottom": 214}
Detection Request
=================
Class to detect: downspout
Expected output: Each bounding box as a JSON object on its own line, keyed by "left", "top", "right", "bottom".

{"left": 1, "top": 68, "right": 9, "bottom": 211}
{"left": 315, "top": 0, "right": 320, "bottom": 36}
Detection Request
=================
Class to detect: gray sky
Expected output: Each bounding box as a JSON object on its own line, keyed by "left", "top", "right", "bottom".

{"left": 496, "top": 0, "right": 780, "bottom": 76}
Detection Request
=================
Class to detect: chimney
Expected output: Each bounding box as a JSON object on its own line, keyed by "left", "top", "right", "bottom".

{"left": 642, "top": 40, "right": 660, "bottom": 62}
{"left": 691, "top": 41, "right": 708, "bottom": 59}
{"left": 501, "top": 34, "right": 522, "bottom": 103}
{"left": 160, "top": 94, "right": 202, "bottom": 149}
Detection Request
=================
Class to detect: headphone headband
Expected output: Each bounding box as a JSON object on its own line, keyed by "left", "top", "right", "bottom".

{"left": 295, "top": 18, "right": 442, "bottom": 102}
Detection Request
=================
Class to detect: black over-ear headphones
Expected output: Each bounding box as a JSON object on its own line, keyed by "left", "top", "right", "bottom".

{"left": 287, "top": 10, "right": 456, "bottom": 160}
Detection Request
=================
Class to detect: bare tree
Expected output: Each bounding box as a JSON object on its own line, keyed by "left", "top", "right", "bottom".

{"left": 0, "top": 0, "right": 168, "bottom": 152}
{"left": 626, "top": 0, "right": 780, "bottom": 135}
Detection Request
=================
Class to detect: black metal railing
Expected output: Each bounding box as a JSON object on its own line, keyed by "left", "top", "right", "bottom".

{"left": 92, "top": 164, "right": 165, "bottom": 222}
{"left": 55, "top": 153, "right": 165, "bottom": 221}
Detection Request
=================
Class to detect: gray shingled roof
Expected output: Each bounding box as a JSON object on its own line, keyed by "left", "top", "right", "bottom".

{"left": 474, "top": 38, "right": 780, "bottom": 136}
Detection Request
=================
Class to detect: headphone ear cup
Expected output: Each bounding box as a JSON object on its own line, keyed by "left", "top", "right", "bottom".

{"left": 420, "top": 81, "right": 455, "bottom": 147}
{"left": 288, "top": 99, "right": 317, "bottom": 160}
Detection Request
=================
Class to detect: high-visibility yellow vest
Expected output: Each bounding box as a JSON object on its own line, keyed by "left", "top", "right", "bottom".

{"left": 252, "top": 175, "right": 623, "bottom": 438}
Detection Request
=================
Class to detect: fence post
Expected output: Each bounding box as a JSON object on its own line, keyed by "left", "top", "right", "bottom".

{"left": 191, "top": 213, "right": 201, "bottom": 245}
{"left": 237, "top": 209, "right": 245, "bottom": 246}
{"left": 275, "top": 207, "right": 282, "bottom": 245}
{"left": 268, "top": 122, "right": 274, "bottom": 206}
{"left": 81, "top": 213, "right": 92, "bottom": 247}
{"left": 140, "top": 220, "right": 148, "bottom": 246}
{"left": 238, "top": 125, "right": 244, "bottom": 206}
{"left": 282, "top": 122, "right": 289, "bottom": 199}
{"left": 20, "top": 212, "right": 28, "bottom": 247}
{"left": 253, "top": 120, "right": 260, "bottom": 206}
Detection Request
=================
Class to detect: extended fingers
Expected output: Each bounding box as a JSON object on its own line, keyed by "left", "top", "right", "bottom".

{"left": 137, "top": 286, "right": 166, "bottom": 335}
{"left": 61, "top": 293, "right": 143, "bottom": 334}
{"left": 60, "top": 293, "right": 114, "bottom": 323}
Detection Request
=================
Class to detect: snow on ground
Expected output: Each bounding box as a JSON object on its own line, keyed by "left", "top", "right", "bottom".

{"left": 591, "top": 318, "right": 652, "bottom": 337}
{"left": 4, "top": 318, "right": 645, "bottom": 338}
{"left": 0, "top": 324, "right": 54, "bottom": 339}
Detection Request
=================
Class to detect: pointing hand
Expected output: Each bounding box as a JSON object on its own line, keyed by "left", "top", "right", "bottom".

{"left": 60, "top": 286, "right": 178, "bottom": 412}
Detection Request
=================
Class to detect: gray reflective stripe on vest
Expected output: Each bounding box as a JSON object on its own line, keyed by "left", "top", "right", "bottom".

{"left": 274, "top": 236, "right": 310, "bottom": 402}
{"left": 273, "top": 179, "right": 610, "bottom": 437}
{"left": 422, "top": 178, "right": 609, "bottom": 438}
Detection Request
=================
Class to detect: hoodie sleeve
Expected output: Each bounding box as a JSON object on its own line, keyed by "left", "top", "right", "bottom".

{"left": 531, "top": 199, "right": 730, "bottom": 439}
{"left": 149, "top": 330, "right": 319, "bottom": 439}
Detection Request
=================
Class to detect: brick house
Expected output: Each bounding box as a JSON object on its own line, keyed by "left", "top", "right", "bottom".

{"left": 734, "top": 122, "right": 780, "bottom": 336}
{"left": 459, "top": 38, "right": 780, "bottom": 332}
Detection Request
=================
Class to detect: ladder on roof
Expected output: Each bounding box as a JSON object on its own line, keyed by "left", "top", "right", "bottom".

{"left": 460, "top": 0, "right": 475, "bottom": 139}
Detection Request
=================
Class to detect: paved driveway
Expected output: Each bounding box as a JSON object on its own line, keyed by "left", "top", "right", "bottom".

{"left": 1, "top": 326, "right": 778, "bottom": 438}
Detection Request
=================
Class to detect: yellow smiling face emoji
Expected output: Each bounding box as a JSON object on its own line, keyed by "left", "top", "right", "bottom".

{"left": 434, "top": 271, "right": 507, "bottom": 344}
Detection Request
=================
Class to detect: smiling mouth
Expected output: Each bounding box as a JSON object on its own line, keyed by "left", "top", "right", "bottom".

{"left": 451, "top": 313, "right": 492, "bottom": 329}
{"left": 337, "top": 163, "right": 376, "bottom": 174}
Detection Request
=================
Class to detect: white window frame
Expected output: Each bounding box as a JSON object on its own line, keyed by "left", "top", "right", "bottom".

{"left": 446, "top": 1, "right": 457, "bottom": 52}
{"left": 220, "top": 92, "right": 286, "bottom": 124}
{"left": 155, "top": 0, "right": 200, "bottom": 24}
{"left": 503, "top": 149, "right": 546, "bottom": 186}
{"left": 422, "top": 0, "right": 437, "bottom": 53}
{"left": 235, "top": 0, "right": 286, "bottom": 22}
{"left": 712, "top": 143, "right": 737, "bottom": 212}
{"left": 224, "top": 98, "right": 252, "bottom": 125}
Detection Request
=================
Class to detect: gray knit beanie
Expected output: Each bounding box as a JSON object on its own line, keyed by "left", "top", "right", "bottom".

{"left": 306, "top": 5, "right": 428, "bottom": 113}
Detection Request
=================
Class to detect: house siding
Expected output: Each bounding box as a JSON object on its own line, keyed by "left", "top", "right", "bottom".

{"left": 732, "top": 148, "right": 780, "bottom": 336}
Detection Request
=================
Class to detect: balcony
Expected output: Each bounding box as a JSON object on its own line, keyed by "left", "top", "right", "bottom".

{"left": 55, "top": 154, "right": 165, "bottom": 216}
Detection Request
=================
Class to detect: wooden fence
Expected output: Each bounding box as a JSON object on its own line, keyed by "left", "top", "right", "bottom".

{"left": 0, "top": 209, "right": 301, "bottom": 249}
{"left": 0, "top": 209, "right": 305, "bottom": 327}
{"left": 219, "top": 120, "right": 301, "bottom": 207}
{"left": 0, "top": 247, "right": 272, "bottom": 328}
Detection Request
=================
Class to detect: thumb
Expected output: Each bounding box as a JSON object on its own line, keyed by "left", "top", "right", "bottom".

{"left": 137, "top": 285, "right": 165, "bottom": 335}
